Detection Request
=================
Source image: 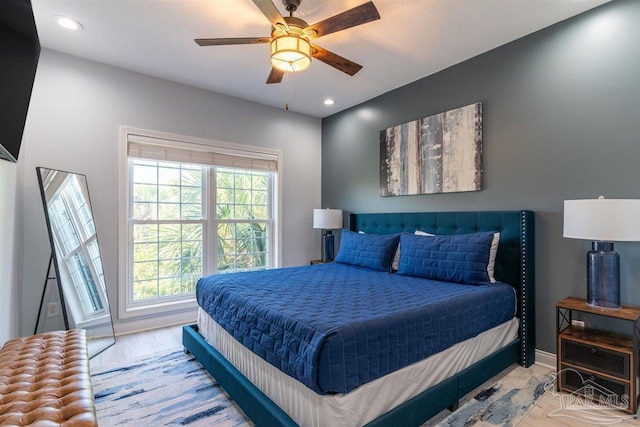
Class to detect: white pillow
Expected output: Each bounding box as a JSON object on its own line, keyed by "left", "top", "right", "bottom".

{"left": 487, "top": 232, "right": 500, "bottom": 283}
{"left": 396, "top": 230, "right": 500, "bottom": 284}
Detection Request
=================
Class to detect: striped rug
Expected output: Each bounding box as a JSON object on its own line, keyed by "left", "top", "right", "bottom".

{"left": 92, "top": 351, "right": 252, "bottom": 426}
{"left": 91, "top": 351, "right": 551, "bottom": 426}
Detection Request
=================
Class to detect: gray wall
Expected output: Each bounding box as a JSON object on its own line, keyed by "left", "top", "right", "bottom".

{"left": 321, "top": 0, "right": 640, "bottom": 354}
{"left": 19, "top": 49, "right": 322, "bottom": 336}
{"left": 0, "top": 161, "right": 20, "bottom": 345}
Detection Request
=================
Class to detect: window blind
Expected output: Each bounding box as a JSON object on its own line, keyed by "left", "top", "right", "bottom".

{"left": 127, "top": 134, "right": 277, "bottom": 172}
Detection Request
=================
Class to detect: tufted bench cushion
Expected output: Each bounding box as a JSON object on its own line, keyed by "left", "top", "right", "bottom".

{"left": 0, "top": 329, "right": 97, "bottom": 426}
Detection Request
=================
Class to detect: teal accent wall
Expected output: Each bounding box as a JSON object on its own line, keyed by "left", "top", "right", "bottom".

{"left": 321, "top": 0, "right": 640, "bottom": 354}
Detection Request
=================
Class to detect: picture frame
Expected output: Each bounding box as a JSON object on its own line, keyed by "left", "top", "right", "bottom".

{"left": 380, "top": 102, "right": 483, "bottom": 196}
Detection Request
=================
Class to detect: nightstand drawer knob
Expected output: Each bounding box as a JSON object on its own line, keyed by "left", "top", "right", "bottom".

{"left": 590, "top": 347, "right": 598, "bottom": 355}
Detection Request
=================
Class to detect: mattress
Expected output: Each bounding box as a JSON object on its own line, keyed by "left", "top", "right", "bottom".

{"left": 196, "top": 263, "right": 516, "bottom": 394}
{"left": 198, "top": 309, "right": 519, "bottom": 427}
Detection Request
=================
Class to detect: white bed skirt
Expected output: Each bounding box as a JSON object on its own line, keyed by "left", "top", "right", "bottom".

{"left": 197, "top": 308, "right": 519, "bottom": 427}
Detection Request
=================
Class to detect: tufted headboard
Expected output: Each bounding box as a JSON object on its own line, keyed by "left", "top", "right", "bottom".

{"left": 347, "top": 210, "right": 535, "bottom": 367}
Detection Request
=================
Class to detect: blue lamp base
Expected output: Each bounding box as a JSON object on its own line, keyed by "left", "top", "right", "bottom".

{"left": 587, "top": 241, "right": 620, "bottom": 308}
{"left": 321, "top": 230, "right": 335, "bottom": 262}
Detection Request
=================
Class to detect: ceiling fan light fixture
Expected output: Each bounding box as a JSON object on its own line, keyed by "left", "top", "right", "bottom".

{"left": 270, "top": 34, "right": 311, "bottom": 72}
{"left": 195, "top": 0, "right": 380, "bottom": 84}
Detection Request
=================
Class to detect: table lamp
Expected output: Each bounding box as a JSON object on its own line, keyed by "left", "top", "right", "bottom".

{"left": 313, "top": 208, "right": 343, "bottom": 262}
{"left": 563, "top": 197, "right": 640, "bottom": 308}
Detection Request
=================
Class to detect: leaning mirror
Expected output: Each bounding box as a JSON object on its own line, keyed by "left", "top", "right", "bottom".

{"left": 35, "top": 167, "right": 115, "bottom": 357}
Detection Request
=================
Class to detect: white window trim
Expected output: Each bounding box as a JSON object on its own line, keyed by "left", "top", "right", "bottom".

{"left": 118, "top": 126, "right": 283, "bottom": 320}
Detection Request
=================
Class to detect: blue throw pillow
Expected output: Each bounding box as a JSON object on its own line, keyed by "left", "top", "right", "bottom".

{"left": 397, "top": 232, "right": 494, "bottom": 285}
{"left": 335, "top": 230, "right": 400, "bottom": 272}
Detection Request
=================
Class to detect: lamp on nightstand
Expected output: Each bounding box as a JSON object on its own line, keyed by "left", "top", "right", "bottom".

{"left": 563, "top": 197, "right": 640, "bottom": 308}
{"left": 313, "top": 208, "right": 343, "bottom": 262}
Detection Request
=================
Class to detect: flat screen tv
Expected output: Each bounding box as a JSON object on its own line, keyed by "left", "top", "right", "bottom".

{"left": 0, "top": 0, "right": 40, "bottom": 163}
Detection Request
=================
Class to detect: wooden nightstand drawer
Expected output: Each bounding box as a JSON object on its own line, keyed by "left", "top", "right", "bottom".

{"left": 559, "top": 364, "right": 631, "bottom": 411}
{"left": 561, "top": 337, "right": 630, "bottom": 380}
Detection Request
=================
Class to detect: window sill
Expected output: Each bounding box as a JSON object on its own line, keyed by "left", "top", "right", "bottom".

{"left": 119, "top": 297, "right": 198, "bottom": 320}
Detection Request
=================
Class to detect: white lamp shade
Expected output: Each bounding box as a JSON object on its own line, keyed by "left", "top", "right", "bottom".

{"left": 563, "top": 199, "right": 640, "bottom": 241}
{"left": 313, "top": 208, "right": 343, "bottom": 230}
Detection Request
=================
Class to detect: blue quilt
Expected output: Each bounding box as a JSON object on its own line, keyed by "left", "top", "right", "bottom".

{"left": 196, "top": 263, "right": 515, "bottom": 395}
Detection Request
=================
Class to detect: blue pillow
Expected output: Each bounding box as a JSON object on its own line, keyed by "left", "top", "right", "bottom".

{"left": 397, "top": 232, "right": 494, "bottom": 285}
{"left": 335, "top": 230, "right": 400, "bottom": 272}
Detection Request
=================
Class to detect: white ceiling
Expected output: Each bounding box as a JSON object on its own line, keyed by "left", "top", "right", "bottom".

{"left": 32, "top": 0, "right": 610, "bottom": 118}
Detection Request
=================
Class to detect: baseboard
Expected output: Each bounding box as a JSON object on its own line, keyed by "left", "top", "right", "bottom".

{"left": 113, "top": 311, "right": 197, "bottom": 336}
{"left": 534, "top": 348, "right": 556, "bottom": 370}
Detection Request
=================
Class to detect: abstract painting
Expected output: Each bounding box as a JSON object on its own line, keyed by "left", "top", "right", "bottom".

{"left": 380, "top": 102, "right": 483, "bottom": 196}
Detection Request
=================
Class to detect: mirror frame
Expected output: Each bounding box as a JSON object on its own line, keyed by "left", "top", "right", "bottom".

{"left": 35, "top": 166, "right": 115, "bottom": 358}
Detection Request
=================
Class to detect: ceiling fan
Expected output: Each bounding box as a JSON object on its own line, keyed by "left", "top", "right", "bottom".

{"left": 195, "top": 0, "right": 380, "bottom": 84}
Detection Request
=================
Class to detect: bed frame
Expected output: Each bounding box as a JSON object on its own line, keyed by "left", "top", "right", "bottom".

{"left": 183, "top": 210, "right": 535, "bottom": 426}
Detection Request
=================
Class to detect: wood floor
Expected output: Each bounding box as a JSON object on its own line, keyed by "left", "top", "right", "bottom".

{"left": 90, "top": 326, "right": 639, "bottom": 426}
{"left": 89, "top": 325, "right": 183, "bottom": 370}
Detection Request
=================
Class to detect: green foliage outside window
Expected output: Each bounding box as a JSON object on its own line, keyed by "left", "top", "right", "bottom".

{"left": 216, "top": 168, "right": 269, "bottom": 272}
{"left": 130, "top": 161, "right": 271, "bottom": 301}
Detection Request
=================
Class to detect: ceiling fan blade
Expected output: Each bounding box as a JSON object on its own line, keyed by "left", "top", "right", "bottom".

{"left": 252, "top": 0, "right": 290, "bottom": 33}
{"left": 305, "top": 1, "right": 380, "bottom": 39}
{"left": 195, "top": 37, "right": 271, "bottom": 46}
{"left": 266, "top": 67, "right": 285, "bottom": 84}
{"left": 312, "top": 45, "right": 363, "bottom": 76}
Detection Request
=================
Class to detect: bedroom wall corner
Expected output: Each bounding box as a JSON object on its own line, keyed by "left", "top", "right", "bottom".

{"left": 0, "top": 160, "right": 21, "bottom": 345}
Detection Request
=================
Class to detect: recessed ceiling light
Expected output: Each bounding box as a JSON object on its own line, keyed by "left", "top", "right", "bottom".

{"left": 324, "top": 99, "right": 335, "bottom": 106}
{"left": 55, "top": 16, "right": 83, "bottom": 31}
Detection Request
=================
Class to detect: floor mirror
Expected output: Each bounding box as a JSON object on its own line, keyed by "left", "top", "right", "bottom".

{"left": 35, "top": 167, "right": 116, "bottom": 358}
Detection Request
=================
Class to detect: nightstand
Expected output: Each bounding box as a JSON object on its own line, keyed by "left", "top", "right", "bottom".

{"left": 310, "top": 259, "right": 332, "bottom": 265}
{"left": 556, "top": 296, "right": 640, "bottom": 414}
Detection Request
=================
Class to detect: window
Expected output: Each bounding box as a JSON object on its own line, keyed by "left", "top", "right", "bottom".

{"left": 215, "top": 168, "right": 271, "bottom": 272}
{"left": 121, "top": 129, "right": 280, "bottom": 316}
{"left": 130, "top": 161, "right": 204, "bottom": 302}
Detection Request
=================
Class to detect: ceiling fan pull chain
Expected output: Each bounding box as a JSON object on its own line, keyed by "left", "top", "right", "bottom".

{"left": 284, "top": 71, "right": 290, "bottom": 110}
{"left": 283, "top": 67, "right": 297, "bottom": 111}
{"left": 292, "top": 69, "right": 297, "bottom": 104}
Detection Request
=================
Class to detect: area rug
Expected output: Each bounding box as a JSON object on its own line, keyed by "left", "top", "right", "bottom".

{"left": 92, "top": 351, "right": 252, "bottom": 426}
{"left": 429, "top": 364, "right": 552, "bottom": 426}
{"left": 91, "top": 351, "right": 552, "bottom": 427}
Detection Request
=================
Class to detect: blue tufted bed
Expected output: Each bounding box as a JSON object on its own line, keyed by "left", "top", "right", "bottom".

{"left": 183, "top": 210, "right": 535, "bottom": 426}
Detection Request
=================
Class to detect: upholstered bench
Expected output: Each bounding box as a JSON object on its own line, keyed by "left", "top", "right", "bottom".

{"left": 0, "top": 329, "right": 97, "bottom": 426}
